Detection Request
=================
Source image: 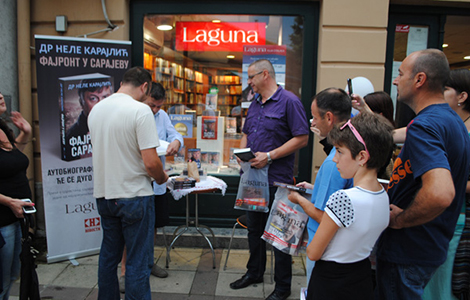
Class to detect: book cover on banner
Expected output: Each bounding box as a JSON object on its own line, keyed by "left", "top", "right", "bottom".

{"left": 201, "top": 116, "right": 218, "bottom": 140}
{"left": 59, "top": 73, "right": 113, "bottom": 161}
{"left": 170, "top": 114, "right": 193, "bottom": 138}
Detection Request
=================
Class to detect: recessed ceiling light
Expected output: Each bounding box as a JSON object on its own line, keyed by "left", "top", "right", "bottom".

{"left": 465, "top": 56, "right": 470, "bottom": 60}
{"left": 212, "top": 19, "right": 221, "bottom": 23}
{"left": 442, "top": 44, "right": 448, "bottom": 48}
{"left": 227, "top": 55, "right": 235, "bottom": 59}
{"left": 157, "top": 20, "right": 173, "bottom": 31}
{"left": 157, "top": 24, "right": 173, "bottom": 31}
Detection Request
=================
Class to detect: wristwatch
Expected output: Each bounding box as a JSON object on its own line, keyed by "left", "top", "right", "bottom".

{"left": 267, "top": 152, "right": 273, "bottom": 164}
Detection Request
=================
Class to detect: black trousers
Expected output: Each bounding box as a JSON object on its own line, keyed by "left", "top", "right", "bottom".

{"left": 246, "top": 186, "right": 292, "bottom": 292}
{"left": 307, "top": 258, "right": 373, "bottom": 300}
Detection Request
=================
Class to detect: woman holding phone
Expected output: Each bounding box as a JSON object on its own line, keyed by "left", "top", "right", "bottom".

{"left": 0, "top": 91, "right": 35, "bottom": 299}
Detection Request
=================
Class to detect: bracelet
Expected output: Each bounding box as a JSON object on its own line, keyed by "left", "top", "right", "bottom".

{"left": 267, "top": 152, "right": 273, "bottom": 164}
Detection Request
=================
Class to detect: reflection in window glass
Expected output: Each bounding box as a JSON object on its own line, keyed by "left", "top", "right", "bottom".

{"left": 143, "top": 14, "right": 304, "bottom": 175}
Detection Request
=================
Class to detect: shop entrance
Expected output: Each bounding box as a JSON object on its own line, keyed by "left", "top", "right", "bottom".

{"left": 385, "top": 6, "right": 470, "bottom": 128}
{"left": 131, "top": 1, "right": 319, "bottom": 227}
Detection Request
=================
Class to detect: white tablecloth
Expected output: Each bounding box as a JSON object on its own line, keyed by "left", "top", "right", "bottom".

{"left": 166, "top": 176, "right": 227, "bottom": 200}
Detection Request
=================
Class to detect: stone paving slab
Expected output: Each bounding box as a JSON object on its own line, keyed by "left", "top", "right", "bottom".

{"left": 9, "top": 246, "right": 306, "bottom": 299}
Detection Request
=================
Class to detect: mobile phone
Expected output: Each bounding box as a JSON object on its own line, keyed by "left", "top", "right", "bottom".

{"left": 347, "top": 78, "right": 353, "bottom": 98}
{"left": 22, "top": 199, "right": 36, "bottom": 214}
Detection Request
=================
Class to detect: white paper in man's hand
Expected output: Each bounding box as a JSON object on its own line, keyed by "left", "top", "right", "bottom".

{"left": 156, "top": 140, "right": 170, "bottom": 156}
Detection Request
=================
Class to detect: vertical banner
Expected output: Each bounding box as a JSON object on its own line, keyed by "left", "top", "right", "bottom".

{"left": 241, "top": 45, "right": 286, "bottom": 108}
{"left": 35, "top": 35, "right": 131, "bottom": 262}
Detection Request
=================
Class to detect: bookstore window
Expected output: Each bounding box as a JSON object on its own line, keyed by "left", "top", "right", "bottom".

{"left": 143, "top": 14, "right": 304, "bottom": 175}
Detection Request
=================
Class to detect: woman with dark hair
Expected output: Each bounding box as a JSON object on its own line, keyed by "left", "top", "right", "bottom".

{"left": 359, "top": 91, "right": 396, "bottom": 180}
{"left": 363, "top": 91, "right": 395, "bottom": 128}
{"left": 0, "top": 91, "right": 35, "bottom": 299}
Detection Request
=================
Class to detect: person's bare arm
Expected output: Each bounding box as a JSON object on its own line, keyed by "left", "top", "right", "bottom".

{"left": 11, "top": 111, "right": 32, "bottom": 152}
{"left": 141, "top": 148, "right": 168, "bottom": 184}
{"left": 351, "top": 94, "right": 373, "bottom": 114}
{"left": 389, "top": 168, "right": 455, "bottom": 229}
{"left": 166, "top": 140, "right": 181, "bottom": 156}
{"left": 306, "top": 214, "right": 339, "bottom": 261}
{"left": 0, "top": 194, "right": 33, "bottom": 218}
{"left": 288, "top": 191, "right": 324, "bottom": 224}
{"left": 393, "top": 127, "right": 407, "bottom": 144}
{"left": 251, "top": 135, "right": 308, "bottom": 168}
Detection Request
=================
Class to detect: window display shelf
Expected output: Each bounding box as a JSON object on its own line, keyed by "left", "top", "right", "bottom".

{"left": 145, "top": 51, "right": 242, "bottom": 118}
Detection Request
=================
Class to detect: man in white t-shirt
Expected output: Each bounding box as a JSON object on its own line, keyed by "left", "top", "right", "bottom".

{"left": 88, "top": 67, "right": 168, "bottom": 300}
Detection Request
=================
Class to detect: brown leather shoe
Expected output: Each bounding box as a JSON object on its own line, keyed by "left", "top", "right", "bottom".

{"left": 229, "top": 274, "right": 263, "bottom": 289}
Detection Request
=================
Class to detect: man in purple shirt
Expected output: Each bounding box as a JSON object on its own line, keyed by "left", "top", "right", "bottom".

{"left": 230, "top": 59, "right": 309, "bottom": 300}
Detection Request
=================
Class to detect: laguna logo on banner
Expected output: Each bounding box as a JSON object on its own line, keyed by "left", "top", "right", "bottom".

{"left": 175, "top": 22, "right": 266, "bottom": 52}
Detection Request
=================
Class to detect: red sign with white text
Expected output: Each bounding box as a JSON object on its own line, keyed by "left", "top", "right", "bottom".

{"left": 396, "top": 25, "right": 410, "bottom": 33}
{"left": 175, "top": 22, "right": 266, "bottom": 52}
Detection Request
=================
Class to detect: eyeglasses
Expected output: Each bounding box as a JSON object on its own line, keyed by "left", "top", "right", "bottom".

{"left": 248, "top": 71, "right": 264, "bottom": 80}
{"left": 340, "top": 119, "right": 370, "bottom": 157}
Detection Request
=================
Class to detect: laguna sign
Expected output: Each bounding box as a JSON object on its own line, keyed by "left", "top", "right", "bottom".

{"left": 175, "top": 21, "right": 266, "bottom": 52}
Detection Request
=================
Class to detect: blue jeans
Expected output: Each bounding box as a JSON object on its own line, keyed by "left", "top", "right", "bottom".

{"left": 0, "top": 221, "right": 21, "bottom": 300}
{"left": 375, "top": 259, "right": 437, "bottom": 300}
{"left": 96, "top": 196, "right": 155, "bottom": 300}
{"left": 246, "top": 186, "right": 292, "bottom": 292}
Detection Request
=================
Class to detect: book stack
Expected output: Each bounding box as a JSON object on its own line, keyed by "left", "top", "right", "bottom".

{"left": 171, "top": 177, "right": 197, "bottom": 189}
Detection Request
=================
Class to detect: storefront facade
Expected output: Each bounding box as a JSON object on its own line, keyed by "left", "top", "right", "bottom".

{"left": 6, "top": 0, "right": 470, "bottom": 232}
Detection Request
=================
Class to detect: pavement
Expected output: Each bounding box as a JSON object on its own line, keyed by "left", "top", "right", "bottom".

{"left": 9, "top": 227, "right": 308, "bottom": 300}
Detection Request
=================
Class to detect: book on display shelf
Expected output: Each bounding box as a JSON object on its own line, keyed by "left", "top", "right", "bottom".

{"left": 205, "top": 94, "right": 218, "bottom": 110}
{"left": 208, "top": 152, "right": 220, "bottom": 166}
{"left": 201, "top": 151, "right": 210, "bottom": 164}
{"left": 170, "top": 114, "right": 193, "bottom": 138}
{"left": 229, "top": 148, "right": 238, "bottom": 166}
{"left": 225, "top": 117, "right": 237, "bottom": 134}
{"left": 174, "top": 146, "right": 185, "bottom": 163}
{"left": 233, "top": 148, "right": 256, "bottom": 162}
{"left": 187, "top": 148, "right": 201, "bottom": 168}
{"left": 201, "top": 116, "right": 218, "bottom": 140}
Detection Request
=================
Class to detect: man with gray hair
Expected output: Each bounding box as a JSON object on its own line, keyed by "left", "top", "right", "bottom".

{"left": 376, "top": 49, "right": 470, "bottom": 299}
{"left": 230, "top": 59, "right": 309, "bottom": 300}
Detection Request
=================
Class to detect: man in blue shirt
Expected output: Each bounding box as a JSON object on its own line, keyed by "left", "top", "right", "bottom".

{"left": 288, "top": 88, "right": 353, "bottom": 285}
{"left": 376, "top": 49, "right": 470, "bottom": 299}
{"left": 229, "top": 59, "right": 309, "bottom": 300}
{"left": 119, "top": 82, "right": 183, "bottom": 291}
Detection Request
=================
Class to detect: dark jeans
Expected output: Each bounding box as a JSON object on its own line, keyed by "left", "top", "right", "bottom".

{"left": 246, "top": 186, "right": 292, "bottom": 292}
{"left": 375, "top": 259, "right": 437, "bottom": 300}
{"left": 96, "top": 196, "right": 155, "bottom": 300}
